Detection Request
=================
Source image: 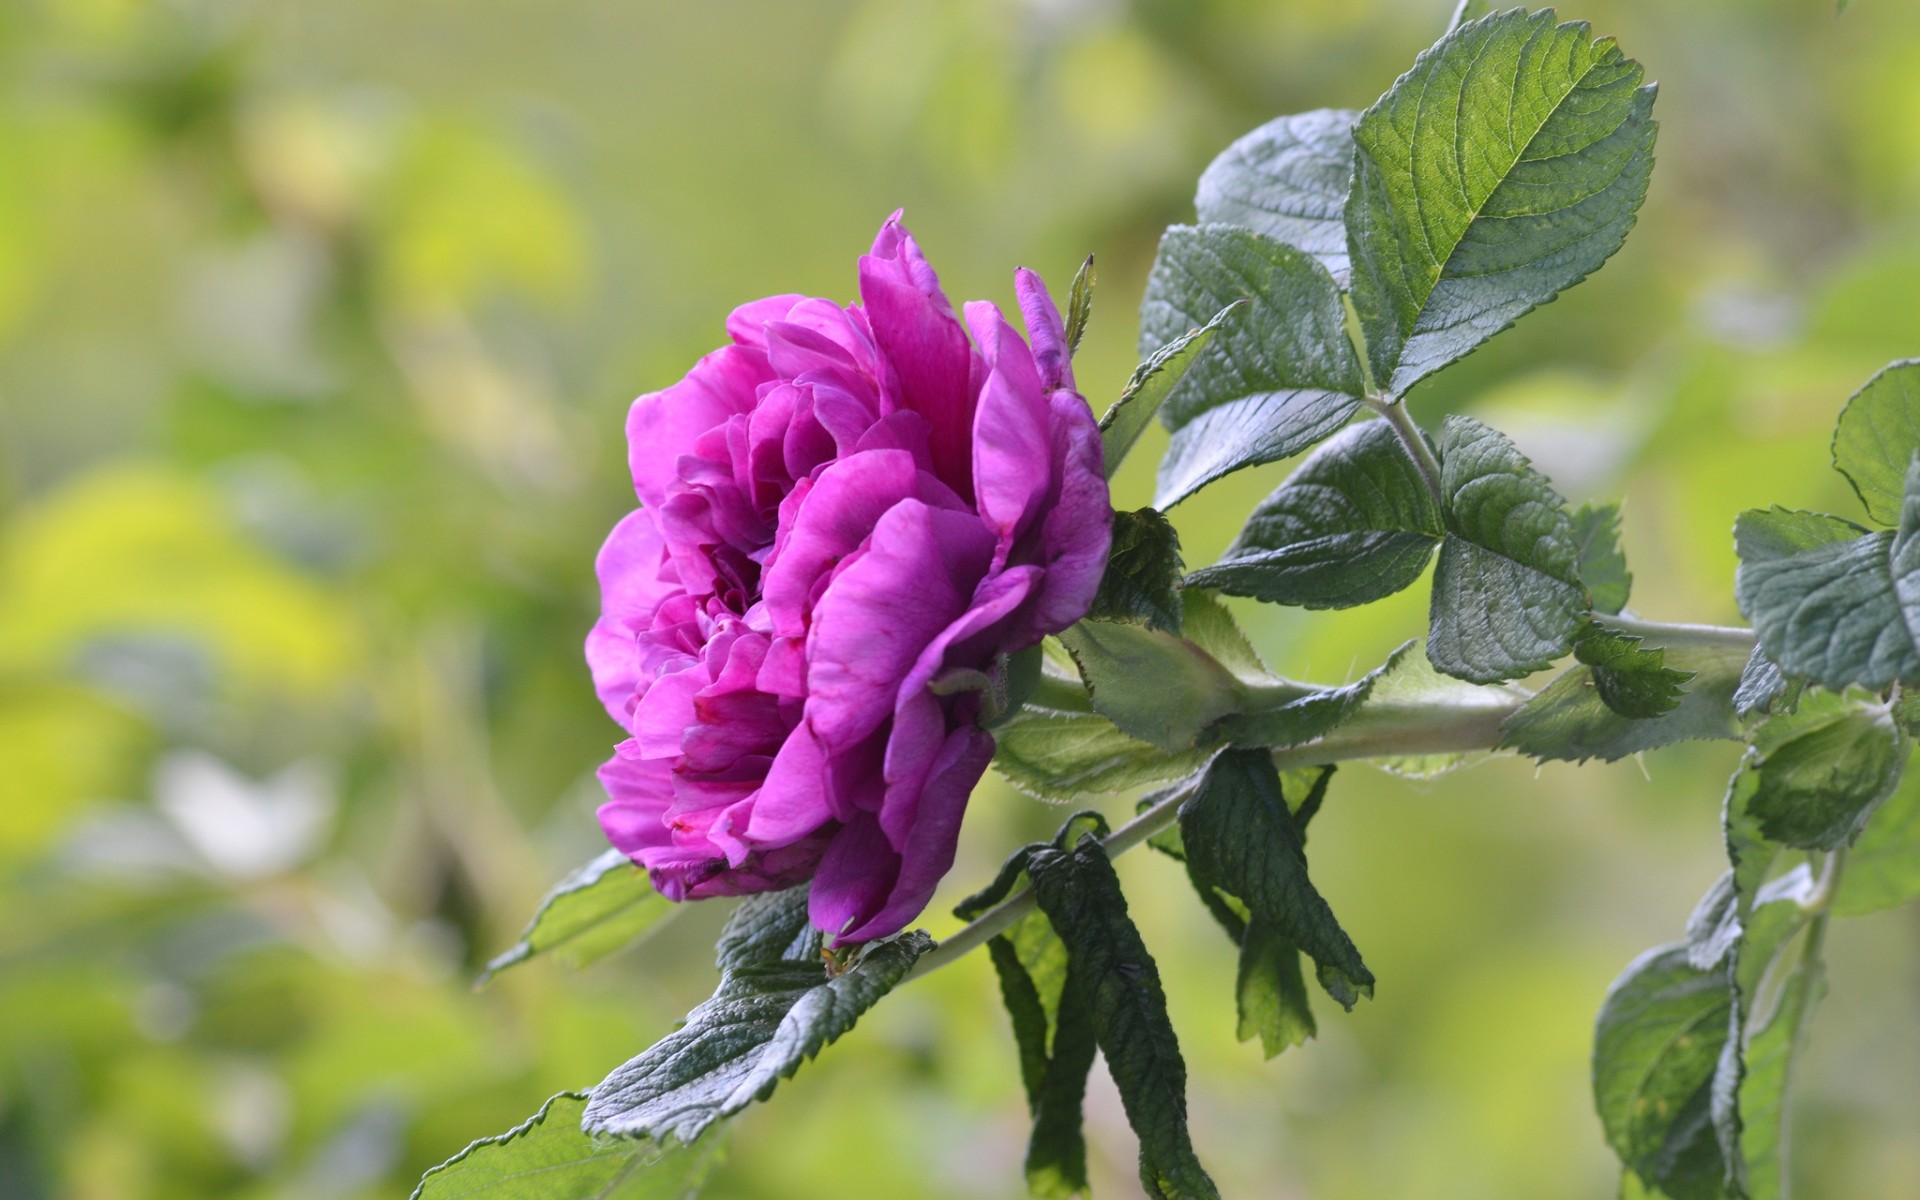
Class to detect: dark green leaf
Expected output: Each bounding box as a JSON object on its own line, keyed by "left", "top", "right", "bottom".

{"left": 584, "top": 891, "right": 929, "bottom": 1144}
{"left": 1427, "top": 417, "right": 1586, "bottom": 683}
{"left": 1065, "top": 254, "right": 1095, "bottom": 357}
{"left": 1747, "top": 693, "right": 1905, "bottom": 851}
{"left": 1592, "top": 946, "right": 1731, "bottom": 1200}
{"left": 410, "top": 1093, "right": 724, "bottom": 1200}
{"left": 1058, "top": 619, "right": 1245, "bottom": 751}
{"left": 980, "top": 900, "right": 1093, "bottom": 1200}
{"left": 478, "top": 850, "right": 672, "bottom": 985}
{"left": 1099, "top": 301, "right": 1241, "bottom": 480}
{"left": 1830, "top": 359, "right": 1920, "bottom": 526}
{"left": 1575, "top": 625, "right": 1695, "bottom": 719}
{"left": 1180, "top": 749, "right": 1373, "bottom": 1009}
{"left": 1835, "top": 755, "right": 1920, "bottom": 915}
{"left": 1500, "top": 639, "right": 1747, "bottom": 764}
{"left": 1733, "top": 507, "right": 1919, "bottom": 691}
{"left": 1346, "top": 9, "right": 1657, "bottom": 396}
{"left": 1572, "top": 503, "right": 1633, "bottom": 615}
{"left": 1194, "top": 108, "right": 1357, "bottom": 280}
{"left": 1140, "top": 225, "right": 1364, "bottom": 507}
{"left": 1026, "top": 835, "right": 1220, "bottom": 1200}
{"left": 1090, "top": 509, "right": 1185, "bottom": 633}
{"left": 1185, "top": 419, "right": 1442, "bottom": 609}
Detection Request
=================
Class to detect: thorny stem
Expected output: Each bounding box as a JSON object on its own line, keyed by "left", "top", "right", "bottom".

{"left": 905, "top": 684, "right": 1525, "bottom": 982}
{"left": 906, "top": 614, "right": 1757, "bottom": 985}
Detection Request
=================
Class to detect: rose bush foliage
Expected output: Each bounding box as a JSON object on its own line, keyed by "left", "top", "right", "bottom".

{"left": 585, "top": 213, "right": 1112, "bottom": 944}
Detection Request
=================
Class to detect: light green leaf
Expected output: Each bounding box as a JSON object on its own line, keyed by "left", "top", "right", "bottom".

{"left": 1099, "top": 301, "right": 1241, "bottom": 480}
{"left": 1057, "top": 619, "right": 1245, "bottom": 751}
{"left": 1427, "top": 416, "right": 1586, "bottom": 683}
{"left": 583, "top": 889, "right": 929, "bottom": 1144}
{"left": 1194, "top": 108, "right": 1357, "bottom": 280}
{"left": 1185, "top": 419, "right": 1443, "bottom": 609}
{"left": 1500, "top": 638, "right": 1747, "bottom": 764}
{"left": 1834, "top": 755, "right": 1920, "bottom": 916}
{"left": 1179, "top": 749, "right": 1373, "bottom": 1009}
{"left": 1574, "top": 625, "right": 1695, "bottom": 719}
{"left": 992, "top": 706, "right": 1215, "bottom": 803}
{"left": 410, "top": 1093, "right": 724, "bottom": 1200}
{"left": 1748, "top": 693, "right": 1905, "bottom": 852}
{"left": 1830, "top": 359, "right": 1920, "bottom": 526}
{"left": 1346, "top": 9, "right": 1657, "bottom": 396}
{"left": 1088, "top": 508, "right": 1184, "bottom": 634}
{"left": 1140, "top": 225, "right": 1364, "bottom": 507}
{"left": 1733, "top": 507, "right": 1919, "bottom": 691}
{"left": 479, "top": 850, "right": 671, "bottom": 985}
{"left": 1025, "top": 835, "right": 1221, "bottom": 1200}
{"left": 1178, "top": 589, "right": 1279, "bottom": 685}
{"left": 1215, "top": 642, "right": 1413, "bottom": 750}
{"left": 1572, "top": 502, "right": 1633, "bottom": 615}
{"left": 1065, "top": 254, "right": 1095, "bottom": 356}
{"left": 1733, "top": 647, "right": 1790, "bottom": 718}
{"left": 1592, "top": 945, "right": 1730, "bottom": 1200}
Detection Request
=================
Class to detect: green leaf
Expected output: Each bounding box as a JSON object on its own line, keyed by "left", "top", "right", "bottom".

{"left": 1732, "top": 647, "right": 1789, "bottom": 718}
{"left": 1057, "top": 619, "right": 1245, "bottom": 751}
{"left": 1346, "top": 9, "right": 1657, "bottom": 396}
{"left": 1447, "top": 0, "right": 1497, "bottom": 30}
{"left": 1099, "top": 301, "right": 1242, "bottom": 480}
{"left": 1089, "top": 508, "right": 1185, "bottom": 633}
{"left": 1194, "top": 108, "right": 1357, "bottom": 280}
{"left": 1065, "top": 254, "right": 1095, "bottom": 356}
{"left": 1574, "top": 625, "right": 1695, "bottom": 719}
{"left": 1733, "top": 507, "right": 1919, "bottom": 691}
{"left": 1427, "top": 416, "right": 1586, "bottom": 683}
{"left": 1499, "top": 638, "right": 1747, "bottom": 764}
{"left": 1592, "top": 945, "right": 1731, "bottom": 1200}
{"left": 1026, "top": 835, "right": 1221, "bottom": 1200}
{"left": 1185, "top": 419, "right": 1443, "bottom": 609}
{"left": 1747, "top": 693, "right": 1905, "bottom": 852}
{"left": 583, "top": 889, "right": 930, "bottom": 1144}
{"left": 1215, "top": 642, "right": 1413, "bottom": 750}
{"left": 1835, "top": 757, "right": 1920, "bottom": 915}
{"left": 992, "top": 706, "right": 1215, "bottom": 803}
{"left": 411, "top": 1093, "right": 725, "bottom": 1200}
{"left": 1719, "top": 869, "right": 1825, "bottom": 1200}
{"left": 1177, "top": 589, "right": 1278, "bottom": 685}
{"left": 1140, "top": 225, "right": 1365, "bottom": 507}
{"left": 1179, "top": 749, "right": 1373, "bottom": 1009}
{"left": 1572, "top": 502, "right": 1633, "bottom": 615}
{"left": 478, "top": 850, "right": 672, "bottom": 985}
{"left": 1830, "top": 359, "right": 1920, "bottom": 526}
{"left": 1337, "top": 638, "right": 1525, "bottom": 775}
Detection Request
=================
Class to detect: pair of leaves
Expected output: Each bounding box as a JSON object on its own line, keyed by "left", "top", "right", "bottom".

{"left": 1192, "top": 413, "right": 1598, "bottom": 684}
{"left": 1143, "top": 9, "right": 1656, "bottom": 507}
{"left": 962, "top": 814, "right": 1220, "bottom": 1200}
{"left": 1734, "top": 362, "right": 1920, "bottom": 692}
{"left": 1144, "top": 765, "right": 1338, "bottom": 1057}
{"left": 1499, "top": 627, "right": 1740, "bottom": 766}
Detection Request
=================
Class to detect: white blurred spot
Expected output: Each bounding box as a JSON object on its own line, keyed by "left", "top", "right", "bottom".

{"left": 154, "top": 751, "right": 336, "bottom": 881}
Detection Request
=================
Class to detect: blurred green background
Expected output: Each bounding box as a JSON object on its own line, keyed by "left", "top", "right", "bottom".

{"left": 2, "top": 0, "right": 1917, "bottom": 1197}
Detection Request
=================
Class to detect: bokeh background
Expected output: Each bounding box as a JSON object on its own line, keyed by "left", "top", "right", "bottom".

{"left": 2, "top": 0, "right": 1918, "bottom": 1197}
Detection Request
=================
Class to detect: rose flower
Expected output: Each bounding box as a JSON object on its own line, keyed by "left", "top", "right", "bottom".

{"left": 587, "top": 213, "right": 1112, "bottom": 944}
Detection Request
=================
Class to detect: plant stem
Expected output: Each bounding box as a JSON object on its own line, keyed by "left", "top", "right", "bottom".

{"left": 1598, "top": 612, "right": 1757, "bottom": 649}
{"left": 1373, "top": 396, "right": 1447, "bottom": 509}
{"left": 1776, "top": 848, "right": 1844, "bottom": 1198}
{"left": 905, "top": 686, "right": 1525, "bottom": 983}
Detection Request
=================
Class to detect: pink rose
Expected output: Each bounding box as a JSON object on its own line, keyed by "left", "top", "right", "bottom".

{"left": 588, "top": 213, "right": 1111, "bottom": 943}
